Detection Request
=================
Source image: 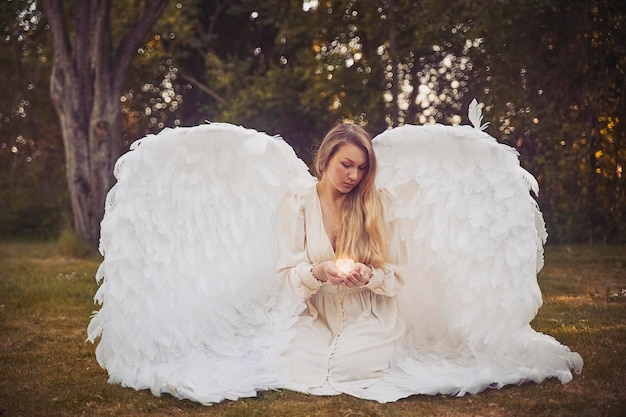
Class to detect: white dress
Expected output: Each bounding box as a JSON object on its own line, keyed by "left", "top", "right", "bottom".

{"left": 276, "top": 186, "right": 405, "bottom": 396}
{"left": 87, "top": 101, "right": 583, "bottom": 404}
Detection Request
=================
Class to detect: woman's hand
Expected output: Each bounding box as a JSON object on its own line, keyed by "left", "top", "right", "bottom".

{"left": 312, "top": 261, "right": 344, "bottom": 285}
{"left": 342, "top": 262, "right": 371, "bottom": 287}
{"left": 314, "top": 261, "right": 372, "bottom": 287}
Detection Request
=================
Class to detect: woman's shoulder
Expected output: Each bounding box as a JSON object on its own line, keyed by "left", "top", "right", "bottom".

{"left": 279, "top": 181, "right": 318, "bottom": 214}
{"left": 376, "top": 188, "right": 393, "bottom": 212}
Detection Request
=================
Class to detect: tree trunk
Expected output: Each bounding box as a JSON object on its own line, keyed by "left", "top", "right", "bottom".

{"left": 55, "top": 91, "right": 121, "bottom": 245}
{"left": 41, "top": 0, "right": 168, "bottom": 246}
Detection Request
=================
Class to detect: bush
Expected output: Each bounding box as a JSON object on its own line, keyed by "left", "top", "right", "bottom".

{"left": 55, "top": 227, "right": 94, "bottom": 258}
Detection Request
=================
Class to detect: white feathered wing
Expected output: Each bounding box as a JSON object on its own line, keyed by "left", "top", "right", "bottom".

{"left": 370, "top": 104, "right": 582, "bottom": 400}
{"left": 87, "top": 123, "right": 313, "bottom": 404}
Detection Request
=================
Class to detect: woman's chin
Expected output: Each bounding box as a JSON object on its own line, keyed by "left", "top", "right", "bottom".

{"left": 341, "top": 183, "right": 357, "bottom": 193}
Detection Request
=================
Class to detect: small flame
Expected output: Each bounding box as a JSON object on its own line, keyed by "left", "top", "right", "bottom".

{"left": 335, "top": 258, "right": 355, "bottom": 275}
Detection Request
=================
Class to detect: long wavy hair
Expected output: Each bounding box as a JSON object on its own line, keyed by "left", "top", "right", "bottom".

{"left": 315, "top": 123, "right": 388, "bottom": 268}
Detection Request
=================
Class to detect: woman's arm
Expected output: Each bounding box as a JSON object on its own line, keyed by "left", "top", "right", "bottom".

{"left": 276, "top": 192, "right": 324, "bottom": 299}
{"left": 364, "top": 263, "right": 404, "bottom": 297}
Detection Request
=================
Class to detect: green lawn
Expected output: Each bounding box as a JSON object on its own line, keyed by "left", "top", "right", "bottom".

{"left": 0, "top": 241, "right": 624, "bottom": 417}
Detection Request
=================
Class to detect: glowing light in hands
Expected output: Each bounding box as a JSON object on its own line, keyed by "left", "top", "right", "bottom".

{"left": 335, "top": 258, "right": 355, "bottom": 275}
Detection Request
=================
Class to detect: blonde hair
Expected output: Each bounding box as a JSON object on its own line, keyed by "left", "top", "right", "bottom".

{"left": 315, "top": 123, "right": 388, "bottom": 268}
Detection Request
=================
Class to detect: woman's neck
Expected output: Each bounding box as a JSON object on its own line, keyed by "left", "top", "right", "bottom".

{"left": 317, "top": 178, "right": 345, "bottom": 207}
{"left": 316, "top": 179, "right": 344, "bottom": 250}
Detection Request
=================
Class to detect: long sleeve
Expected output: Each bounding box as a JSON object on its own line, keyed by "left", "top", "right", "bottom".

{"left": 365, "top": 265, "right": 403, "bottom": 297}
{"left": 276, "top": 190, "right": 323, "bottom": 299}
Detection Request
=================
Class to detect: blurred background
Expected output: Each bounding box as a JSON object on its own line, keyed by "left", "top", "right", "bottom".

{"left": 0, "top": 0, "right": 624, "bottom": 247}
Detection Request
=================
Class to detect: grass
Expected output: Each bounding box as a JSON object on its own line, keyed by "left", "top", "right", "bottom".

{"left": 0, "top": 241, "right": 625, "bottom": 417}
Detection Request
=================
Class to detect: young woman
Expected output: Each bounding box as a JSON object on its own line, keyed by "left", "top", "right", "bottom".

{"left": 276, "top": 123, "right": 406, "bottom": 396}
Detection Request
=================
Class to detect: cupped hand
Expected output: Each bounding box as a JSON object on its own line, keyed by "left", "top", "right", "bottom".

{"left": 342, "top": 262, "right": 371, "bottom": 287}
{"left": 321, "top": 261, "right": 346, "bottom": 286}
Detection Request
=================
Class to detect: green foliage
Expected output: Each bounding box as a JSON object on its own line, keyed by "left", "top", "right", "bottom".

{"left": 0, "top": 0, "right": 66, "bottom": 239}
{"left": 474, "top": 0, "right": 626, "bottom": 243}
{"left": 0, "top": 0, "right": 624, "bottom": 242}
{"left": 0, "top": 150, "right": 68, "bottom": 238}
{"left": 55, "top": 227, "right": 94, "bottom": 258}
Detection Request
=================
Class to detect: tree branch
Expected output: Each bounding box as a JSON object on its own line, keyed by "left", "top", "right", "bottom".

{"left": 40, "top": 0, "right": 73, "bottom": 102}
{"left": 113, "top": 0, "right": 169, "bottom": 89}
{"left": 40, "top": 0, "right": 71, "bottom": 64}
{"left": 179, "top": 72, "right": 225, "bottom": 104}
{"left": 91, "top": 0, "right": 113, "bottom": 92}
{"left": 74, "top": 1, "right": 92, "bottom": 76}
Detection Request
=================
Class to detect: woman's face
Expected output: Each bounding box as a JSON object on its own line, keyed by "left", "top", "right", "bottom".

{"left": 322, "top": 143, "right": 368, "bottom": 194}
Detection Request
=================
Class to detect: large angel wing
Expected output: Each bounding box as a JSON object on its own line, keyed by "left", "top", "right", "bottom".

{"left": 372, "top": 104, "right": 581, "bottom": 398}
{"left": 87, "top": 123, "right": 313, "bottom": 404}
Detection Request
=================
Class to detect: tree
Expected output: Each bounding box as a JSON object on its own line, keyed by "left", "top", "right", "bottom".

{"left": 41, "top": 0, "right": 168, "bottom": 245}
{"left": 23, "top": 0, "right": 623, "bottom": 244}
{"left": 473, "top": 0, "right": 626, "bottom": 242}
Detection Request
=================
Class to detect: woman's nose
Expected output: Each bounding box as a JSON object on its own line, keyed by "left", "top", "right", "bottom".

{"left": 347, "top": 168, "right": 357, "bottom": 179}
